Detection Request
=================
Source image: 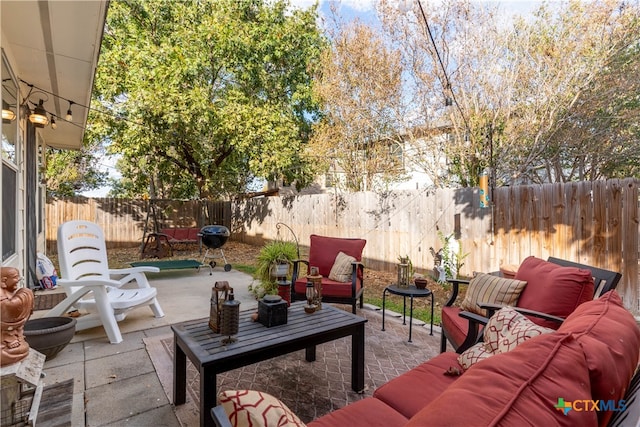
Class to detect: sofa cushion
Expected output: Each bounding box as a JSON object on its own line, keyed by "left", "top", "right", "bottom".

{"left": 307, "top": 235, "right": 366, "bottom": 277}
{"left": 218, "top": 389, "right": 306, "bottom": 427}
{"left": 458, "top": 307, "right": 553, "bottom": 369}
{"left": 407, "top": 333, "right": 597, "bottom": 427}
{"left": 460, "top": 273, "right": 527, "bottom": 316}
{"left": 328, "top": 251, "right": 356, "bottom": 283}
{"left": 440, "top": 306, "right": 484, "bottom": 350}
{"left": 373, "top": 352, "right": 462, "bottom": 419}
{"left": 515, "top": 256, "right": 594, "bottom": 329}
{"left": 307, "top": 397, "right": 407, "bottom": 427}
{"left": 557, "top": 290, "right": 640, "bottom": 426}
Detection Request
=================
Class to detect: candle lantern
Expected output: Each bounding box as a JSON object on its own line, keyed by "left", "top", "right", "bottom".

{"left": 305, "top": 281, "right": 316, "bottom": 313}
{"left": 397, "top": 258, "right": 410, "bottom": 289}
{"left": 220, "top": 290, "right": 240, "bottom": 344}
{"left": 209, "top": 281, "right": 231, "bottom": 333}
{"left": 307, "top": 272, "right": 323, "bottom": 310}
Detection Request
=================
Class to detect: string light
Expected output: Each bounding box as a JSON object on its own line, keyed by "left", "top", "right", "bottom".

{"left": 66, "top": 101, "right": 73, "bottom": 121}
{"left": 16, "top": 79, "right": 143, "bottom": 130}
{"left": 29, "top": 99, "right": 49, "bottom": 128}
{"left": 2, "top": 100, "right": 16, "bottom": 123}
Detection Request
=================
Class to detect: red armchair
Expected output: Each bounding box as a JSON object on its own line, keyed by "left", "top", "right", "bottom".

{"left": 440, "top": 256, "right": 622, "bottom": 353}
{"left": 291, "top": 235, "right": 366, "bottom": 314}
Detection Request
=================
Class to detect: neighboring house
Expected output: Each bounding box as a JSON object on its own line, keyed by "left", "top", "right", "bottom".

{"left": 275, "top": 122, "right": 453, "bottom": 196}
{"left": 1, "top": 1, "right": 108, "bottom": 287}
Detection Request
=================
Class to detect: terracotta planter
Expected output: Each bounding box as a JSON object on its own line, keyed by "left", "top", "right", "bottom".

{"left": 24, "top": 316, "right": 77, "bottom": 360}
{"left": 414, "top": 278, "right": 428, "bottom": 289}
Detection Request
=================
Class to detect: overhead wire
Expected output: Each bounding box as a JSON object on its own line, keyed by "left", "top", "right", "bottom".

{"left": 415, "top": 0, "right": 472, "bottom": 139}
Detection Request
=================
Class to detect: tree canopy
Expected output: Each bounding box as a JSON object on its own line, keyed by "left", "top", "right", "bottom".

{"left": 310, "top": 18, "right": 408, "bottom": 191}
{"left": 311, "top": 0, "right": 640, "bottom": 189}
{"left": 47, "top": 0, "right": 640, "bottom": 197}
{"left": 90, "top": 0, "right": 326, "bottom": 199}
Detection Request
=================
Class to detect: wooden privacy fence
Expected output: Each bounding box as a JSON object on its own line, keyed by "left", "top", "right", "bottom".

{"left": 45, "top": 197, "right": 230, "bottom": 252}
{"left": 46, "top": 178, "right": 639, "bottom": 314}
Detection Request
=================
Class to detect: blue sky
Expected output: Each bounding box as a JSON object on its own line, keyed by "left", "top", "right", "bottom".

{"left": 291, "top": 0, "right": 546, "bottom": 23}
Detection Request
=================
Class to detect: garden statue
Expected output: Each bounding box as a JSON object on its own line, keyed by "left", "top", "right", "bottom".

{"left": 1, "top": 267, "right": 34, "bottom": 366}
{"left": 435, "top": 265, "right": 447, "bottom": 283}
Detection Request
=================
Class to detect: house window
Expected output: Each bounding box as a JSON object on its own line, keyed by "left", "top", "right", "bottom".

{"left": 390, "top": 141, "right": 404, "bottom": 170}
{"left": 325, "top": 172, "right": 335, "bottom": 188}
{"left": 2, "top": 52, "right": 18, "bottom": 262}
{"left": 2, "top": 163, "right": 17, "bottom": 261}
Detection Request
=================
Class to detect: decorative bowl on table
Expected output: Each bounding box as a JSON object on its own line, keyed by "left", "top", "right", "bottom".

{"left": 414, "top": 278, "right": 428, "bottom": 289}
{"left": 24, "top": 316, "right": 77, "bottom": 360}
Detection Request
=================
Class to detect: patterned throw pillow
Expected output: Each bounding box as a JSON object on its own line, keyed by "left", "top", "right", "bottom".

{"left": 328, "top": 251, "right": 356, "bottom": 282}
{"left": 460, "top": 273, "right": 527, "bottom": 316}
{"left": 457, "top": 342, "right": 493, "bottom": 370}
{"left": 458, "top": 307, "right": 554, "bottom": 370}
{"left": 218, "top": 390, "right": 306, "bottom": 427}
{"left": 484, "top": 307, "right": 554, "bottom": 353}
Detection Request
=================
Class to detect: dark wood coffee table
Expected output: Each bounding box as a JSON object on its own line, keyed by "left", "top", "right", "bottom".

{"left": 172, "top": 302, "right": 367, "bottom": 427}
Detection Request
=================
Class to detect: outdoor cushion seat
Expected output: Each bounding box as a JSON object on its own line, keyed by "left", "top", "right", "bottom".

{"left": 308, "top": 397, "right": 408, "bottom": 427}
{"left": 210, "top": 291, "right": 640, "bottom": 427}
{"left": 557, "top": 290, "right": 640, "bottom": 426}
{"left": 160, "top": 227, "right": 201, "bottom": 243}
{"left": 408, "top": 332, "right": 599, "bottom": 427}
{"left": 372, "top": 352, "right": 462, "bottom": 419}
{"left": 291, "top": 234, "right": 366, "bottom": 314}
{"left": 440, "top": 256, "right": 621, "bottom": 353}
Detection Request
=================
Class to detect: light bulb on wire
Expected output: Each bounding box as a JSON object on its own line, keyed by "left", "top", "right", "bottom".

{"left": 66, "top": 101, "right": 73, "bottom": 121}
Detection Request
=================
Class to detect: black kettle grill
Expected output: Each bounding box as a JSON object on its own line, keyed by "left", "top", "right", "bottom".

{"left": 199, "top": 225, "right": 231, "bottom": 273}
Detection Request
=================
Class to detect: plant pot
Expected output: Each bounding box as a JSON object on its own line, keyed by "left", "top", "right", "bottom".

{"left": 414, "top": 278, "right": 428, "bottom": 289}
{"left": 271, "top": 263, "right": 289, "bottom": 278}
{"left": 24, "top": 316, "right": 77, "bottom": 360}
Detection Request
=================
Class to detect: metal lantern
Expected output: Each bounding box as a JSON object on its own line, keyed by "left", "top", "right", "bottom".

{"left": 306, "top": 281, "right": 315, "bottom": 306}
{"left": 220, "top": 290, "right": 240, "bottom": 344}
{"left": 397, "top": 258, "right": 410, "bottom": 288}
{"left": 209, "top": 281, "right": 231, "bottom": 333}
{"left": 307, "top": 273, "right": 322, "bottom": 310}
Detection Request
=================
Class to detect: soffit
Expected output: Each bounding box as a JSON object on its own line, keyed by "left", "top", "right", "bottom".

{"left": 1, "top": 0, "right": 109, "bottom": 149}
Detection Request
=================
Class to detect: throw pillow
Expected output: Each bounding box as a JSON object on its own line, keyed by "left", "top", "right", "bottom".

{"left": 484, "top": 307, "right": 554, "bottom": 353}
{"left": 457, "top": 342, "right": 493, "bottom": 370}
{"left": 218, "top": 390, "right": 306, "bottom": 427}
{"left": 328, "top": 251, "right": 356, "bottom": 282}
{"left": 460, "top": 273, "right": 527, "bottom": 316}
{"left": 457, "top": 307, "right": 554, "bottom": 370}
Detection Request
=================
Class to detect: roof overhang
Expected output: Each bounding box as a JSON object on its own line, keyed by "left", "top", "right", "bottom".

{"left": 1, "top": 0, "right": 109, "bottom": 150}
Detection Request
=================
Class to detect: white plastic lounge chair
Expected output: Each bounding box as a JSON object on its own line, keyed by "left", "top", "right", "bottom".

{"left": 47, "top": 220, "right": 164, "bottom": 343}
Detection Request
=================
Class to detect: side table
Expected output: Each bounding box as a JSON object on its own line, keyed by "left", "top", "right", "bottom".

{"left": 382, "top": 284, "right": 434, "bottom": 342}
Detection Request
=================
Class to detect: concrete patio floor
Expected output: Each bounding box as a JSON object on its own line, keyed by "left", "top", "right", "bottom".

{"left": 29, "top": 267, "right": 442, "bottom": 426}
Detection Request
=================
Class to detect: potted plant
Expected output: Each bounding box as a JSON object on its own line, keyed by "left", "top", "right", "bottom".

{"left": 251, "top": 240, "right": 298, "bottom": 298}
